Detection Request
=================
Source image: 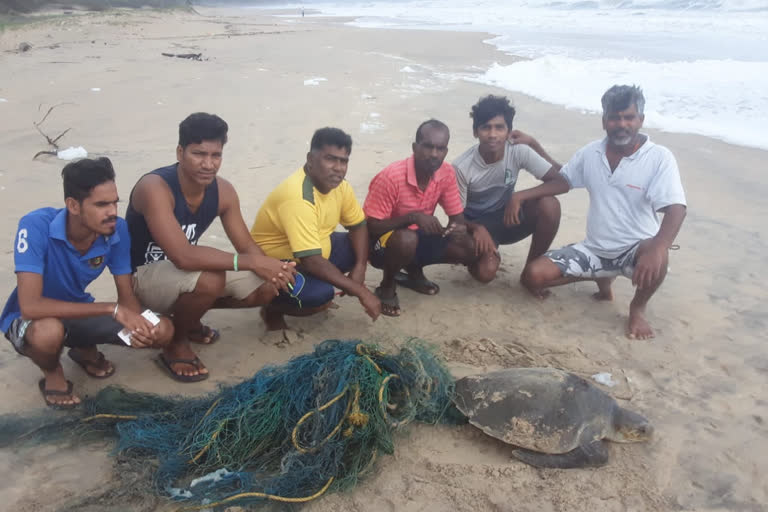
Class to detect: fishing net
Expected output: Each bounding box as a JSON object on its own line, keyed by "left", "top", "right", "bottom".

{"left": 0, "top": 339, "right": 460, "bottom": 511}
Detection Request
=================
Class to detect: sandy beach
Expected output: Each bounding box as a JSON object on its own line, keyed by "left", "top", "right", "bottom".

{"left": 0, "top": 6, "right": 766, "bottom": 511}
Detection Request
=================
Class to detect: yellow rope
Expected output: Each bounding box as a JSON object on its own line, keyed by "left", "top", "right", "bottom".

{"left": 80, "top": 414, "right": 138, "bottom": 422}
{"left": 175, "top": 476, "right": 335, "bottom": 511}
{"left": 189, "top": 422, "right": 225, "bottom": 464}
{"left": 378, "top": 374, "right": 411, "bottom": 428}
{"left": 183, "top": 398, "right": 224, "bottom": 464}
{"left": 356, "top": 343, "right": 383, "bottom": 374}
{"left": 291, "top": 385, "right": 351, "bottom": 454}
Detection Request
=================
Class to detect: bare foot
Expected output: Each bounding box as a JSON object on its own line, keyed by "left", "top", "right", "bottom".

{"left": 520, "top": 277, "right": 551, "bottom": 299}
{"left": 593, "top": 278, "right": 615, "bottom": 301}
{"left": 261, "top": 307, "right": 288, "bottom": 331}
{"left": 627, "top": 305, "right": 655, "bottom": 340}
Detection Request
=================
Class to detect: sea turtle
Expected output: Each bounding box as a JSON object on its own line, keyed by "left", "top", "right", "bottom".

{"left": 453, "top": 367, "right": 653, "bottom": 468}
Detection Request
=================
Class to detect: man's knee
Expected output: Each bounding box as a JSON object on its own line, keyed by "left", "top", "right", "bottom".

{"left": 521, "top": 256, "right": 559, "bottom": 287}
{"left": 469, "top": 253, "right": 499, "bottom": 283}
{"left": 24, "top": 318, "right": 66, "bottom": 357}
{"left": 152, "top": 317, "right": 174, "bottom": 348}
{"left": 194, "top": 270, "right": 227, "bottom": 297}
{"left": 535, "top": 195, "right": 561, "bottom": 222}
{"left": 386, "top": 229, "right": 419, "bottom": 257}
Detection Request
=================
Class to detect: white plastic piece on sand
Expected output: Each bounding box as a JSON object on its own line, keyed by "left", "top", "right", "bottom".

{"left": 90, "top": 87, "right": 101, "bottom": 92}
{"left": 0, "top": 98, "right": 7, "bottom": 103}
{"left": 303, "top": 77, "right": 327, "bottom": 86}
{"left": 57, "top": 146, "right": 88, "bottom": 161}
{"left": 399, "top": 66, "right": 416, "bottom": 73}
{"left": 591, "top": 372, "right": 616, "bottom": 387}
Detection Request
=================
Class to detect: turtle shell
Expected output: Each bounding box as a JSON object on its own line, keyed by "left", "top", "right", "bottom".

{"left": 453, "top": 368, "right": 617, "bottom": 454}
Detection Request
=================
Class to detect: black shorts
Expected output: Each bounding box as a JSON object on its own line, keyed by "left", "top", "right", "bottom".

{"left": 368, "top": 229, "right": 451, "bottom": 269}
{"left": 4, "top": 315, "right": 124, "bottom": 356}
{"left": 465, "top": 207, "right": 534, "bottom": 246}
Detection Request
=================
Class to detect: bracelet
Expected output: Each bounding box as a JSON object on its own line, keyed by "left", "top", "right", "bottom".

{"left": 233, "top": 253, "right": 239, "bottom": 272}
{"left": 112, "top": 303, "right": 119, "bottom": 318}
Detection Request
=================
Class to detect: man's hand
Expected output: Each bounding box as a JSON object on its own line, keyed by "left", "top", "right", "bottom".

{"left": 509, "top": 129, "right": 537, "bottom": 147}
{"left": 443, "top": 221, "right": 467, "bottom": 238}
{"left": 471, "top": 225, "right": 496, "bottom": 257}
{"left": 504, "top": 193, "right": 523, "bottom": 226}
{"left": 114, "top": 306, "right": 156, "bottom": 348}
{"left": 632, "top": 240, "right": 667, "bottom": 290}
{"left": 411, "top": 213, "right": 444, "bottom": 236}
{"left": 244, "top": 255, "right": 297, "bottom": 293}
{"left": 357, "top": 287, "right": 381, "bottom": 321}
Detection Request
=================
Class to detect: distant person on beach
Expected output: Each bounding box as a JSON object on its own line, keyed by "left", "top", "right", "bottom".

{"left": 127, "top": 113, "right": 295, "bottom": 382}
{"left": 521, "top": 85, "right": 687, "bottom": 339}
{"left": 251, "top": 127, "right": 381, "bottom": 330}
{"left": 363, "top": 119, "right": 497, "bottom": 317}
{"left": 0, "top": 158, "right": 173, "bottom": 408}
{"left": 453, "top": 94, "right": 563, "bottom": 283}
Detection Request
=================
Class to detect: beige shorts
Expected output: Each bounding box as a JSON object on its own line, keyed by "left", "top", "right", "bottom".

{"left": 133, "top": 259, "right": 265, "bottom": 314}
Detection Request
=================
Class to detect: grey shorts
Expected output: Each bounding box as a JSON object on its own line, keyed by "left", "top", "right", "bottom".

{"left": 4, "top": 315, "right": 124, "bottom": 356}
{"left": 545, "top": 242, "right": 639, "bottom": 279}
{"left": 133, "top": 259, "right": 265, "bottom": 314}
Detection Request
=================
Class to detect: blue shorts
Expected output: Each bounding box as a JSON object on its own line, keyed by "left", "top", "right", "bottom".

{"left": 368, "top": 229, "right": 450, "bottom": 269}
{"left": 272, "top": 232, "right": 357, "bottom": 309}
{"left": 465, "top": 207, "right": 533, "bottom": 246}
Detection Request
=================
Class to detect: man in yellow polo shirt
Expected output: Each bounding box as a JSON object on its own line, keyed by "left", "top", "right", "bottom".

{"left": 251, "top": 127, "right": 381, "bottom": 330}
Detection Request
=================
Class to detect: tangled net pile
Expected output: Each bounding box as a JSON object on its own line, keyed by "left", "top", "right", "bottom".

{"left": 18, "top": 339, "right": 458, "bottom": 510}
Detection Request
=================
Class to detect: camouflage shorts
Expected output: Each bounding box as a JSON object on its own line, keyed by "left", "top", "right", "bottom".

{"left": 545, "top": 242, "right": 639, "bottom": 279}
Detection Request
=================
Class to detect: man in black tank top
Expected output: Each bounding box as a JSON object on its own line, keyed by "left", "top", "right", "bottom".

{"left": 126, "top": 113, "right": 296, "bottom": 382}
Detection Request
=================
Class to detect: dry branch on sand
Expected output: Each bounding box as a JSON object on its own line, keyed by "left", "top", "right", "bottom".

{"left": 32, "top": 103, "right": 72, "bottom": 160}
{"left": 161, "top": 51, "right": 203, "bottom": 60}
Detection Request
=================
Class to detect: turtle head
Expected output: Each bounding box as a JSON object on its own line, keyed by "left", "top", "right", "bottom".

{"left": 610, "top": 407, "right": 653, "bottom": 443}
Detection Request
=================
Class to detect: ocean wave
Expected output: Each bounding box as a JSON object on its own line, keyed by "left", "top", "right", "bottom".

{"left": 473, "top": 57, "right": 768, "bottom": 149}
{"left": 530, "top": 0, "right": 768, "bottom": 11}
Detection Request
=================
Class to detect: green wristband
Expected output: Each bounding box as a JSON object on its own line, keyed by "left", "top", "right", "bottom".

{"left": 233, "top": 253, "right": 239, "bottom": 272}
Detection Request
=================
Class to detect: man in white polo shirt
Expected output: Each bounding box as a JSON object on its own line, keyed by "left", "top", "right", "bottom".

{"left": 520, "top": 85, "right": 687, "bottom": 340}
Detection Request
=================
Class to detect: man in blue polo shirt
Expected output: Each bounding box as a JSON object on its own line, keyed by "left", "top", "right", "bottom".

{"left": 1, "top": 158, "right": 173, "bottom": 408}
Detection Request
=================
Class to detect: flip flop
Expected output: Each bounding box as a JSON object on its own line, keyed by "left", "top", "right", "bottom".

{"left": 374, "top": 287, "right": 401, "bottom": 317}
{"left": 157, "top": 354, "right": 209, "bottom": 383}
{"left": 38, "top": 379, "right": 79, "bottom": 410}
{"left": 187, "top": 325, "right": 221, "bottom": 345}
{"left": 67, "top": 348, "right": 115, "bottom": 379}
{"left": 394, "top": 271, "right": 440, "bottom": 295}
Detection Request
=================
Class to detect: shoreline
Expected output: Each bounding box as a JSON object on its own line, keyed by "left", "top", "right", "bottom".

{"left": 0, "top": 6, "right": 766, "bottom": 512}
{"left": 256, "top": 6, "right": 768, "bottom": 152}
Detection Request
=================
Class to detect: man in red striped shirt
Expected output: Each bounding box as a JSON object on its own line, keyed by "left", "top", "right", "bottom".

{"left": 363, "top": 120, "right": 497, "bottom": 316}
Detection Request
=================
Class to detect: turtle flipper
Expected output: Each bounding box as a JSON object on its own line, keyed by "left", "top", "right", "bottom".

{"left": 512, "top": 440, "right": 609, "bottom": 469}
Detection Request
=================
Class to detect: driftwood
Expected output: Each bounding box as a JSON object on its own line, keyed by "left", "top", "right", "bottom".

{"left": 32, "top": 103, "right": 72, "bottom": 160}
{"left": 161, "top": 52, "right": 203, "bottom": 61}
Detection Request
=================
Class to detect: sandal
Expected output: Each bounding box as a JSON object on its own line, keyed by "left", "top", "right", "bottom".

{"left": 394, "top": 271, "right": 440, "bottom": 295}
{"left": 187, "top": 325, "right": 221, "bottom": 345}
{"left": 38, "top": 379, "right": 79, "bottom": 410}
{"left": 374, "top": 287, "right": 401, "bottom": 317}
{"left": 68, "top": 348, "right": 115, "bottom": 379}
{"left": 157, "top": 354, "right": 209, "bottom": 383}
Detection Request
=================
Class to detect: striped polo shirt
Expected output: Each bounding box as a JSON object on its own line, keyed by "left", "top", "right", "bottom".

{"left": 363, "top": 156, "right": 463, "bottom": 225}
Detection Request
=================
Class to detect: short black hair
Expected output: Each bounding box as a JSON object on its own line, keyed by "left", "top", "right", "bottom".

{"left": 415, "top": 119, "right": 450, "bottom": 143}
{"left": 61, "top": 157, "right": 115, "bottom": 202}
{"left": 601, "top": 85, "right": 645, "bottom": 116}
{"left": 470, "top": 95, "right": 516, "bottom": 131}
{"left": 178, "top": 112, "right": 228, "bottom": 148}
{"left": 310, "top": 127, "right": 352, "bottom": 153}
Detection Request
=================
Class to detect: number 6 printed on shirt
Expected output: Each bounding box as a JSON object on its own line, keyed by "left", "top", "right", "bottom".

{"left": 16, "top": 228, "right": 28, "bottom": 253}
